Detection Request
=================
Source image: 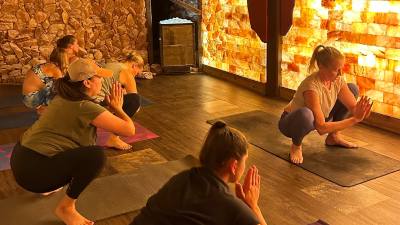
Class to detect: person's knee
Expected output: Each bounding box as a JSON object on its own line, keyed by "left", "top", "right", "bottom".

{"left": 85, "top": 146, "right": 106, "bottom": 171}
{"left": 297, "top": 108, "right": 315, "bottom": 130}
{"left": 347, "top": 83, "right": 359, "bottom": 98}
{"left": 123, "top": 93, "right": 141, "bottom": 117}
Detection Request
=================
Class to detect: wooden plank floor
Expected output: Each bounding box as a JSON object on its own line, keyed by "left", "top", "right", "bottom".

{"left": 1, "top": 74, "right": 400, "bottom": 225}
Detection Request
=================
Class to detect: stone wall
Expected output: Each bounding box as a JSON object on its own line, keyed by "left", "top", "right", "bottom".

{"left": 0, "top": 0, "right": 148, "bottom": 84}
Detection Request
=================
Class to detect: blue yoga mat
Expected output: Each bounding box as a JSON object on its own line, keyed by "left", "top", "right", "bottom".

{"left": 140, "top": 96, "right": 154, "bottom": 107}
{"left": 0, "top": 111, "right": 38, "bottom": 130}
{"left": 0, "top": 95, "right": 24, "bottom": 109}
{"left": 0, "top": 94, "right": 153, "bottom": 108}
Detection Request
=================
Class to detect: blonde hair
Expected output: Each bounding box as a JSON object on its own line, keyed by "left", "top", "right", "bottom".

{"left": 308, "top": 45, "right": 344, "bottom": 73}
{"left": 122, "top": 52, "right": 144, "bottom": 67}
{"left": 49, "top": 47, "right": 69, "bottom": 74}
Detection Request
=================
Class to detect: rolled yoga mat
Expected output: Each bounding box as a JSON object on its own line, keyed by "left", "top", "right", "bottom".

{"left": 208, "top": 110, "right": 400, "bottom": 187}
{"left": 0, "top": 155, "right": 199, "bottom": 225}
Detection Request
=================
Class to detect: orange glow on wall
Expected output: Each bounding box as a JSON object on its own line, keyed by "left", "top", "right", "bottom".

{"left": 282, "top": 0, "right": 400, "bottom": 118}
{"left": 201, "top": 0, "right": 267, "bottom": 82}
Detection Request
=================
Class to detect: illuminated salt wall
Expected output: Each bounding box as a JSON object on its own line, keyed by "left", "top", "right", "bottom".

{"left": 201, "top": 0, "right": 267, "bottom": 82}
{"left": 282, "top": 0, "right": 400, "bottom": 118}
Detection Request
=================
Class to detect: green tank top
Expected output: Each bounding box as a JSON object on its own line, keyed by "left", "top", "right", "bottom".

{"left": 21, "top": 96, "right": 106, "bottom": 157}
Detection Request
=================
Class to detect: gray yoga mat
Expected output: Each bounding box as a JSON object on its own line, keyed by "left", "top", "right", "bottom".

{"left": 208, "top": 110, "right": 400, "bottom": 187}
{"left": 0, "top": 155, "right": 199, "bottom": 225}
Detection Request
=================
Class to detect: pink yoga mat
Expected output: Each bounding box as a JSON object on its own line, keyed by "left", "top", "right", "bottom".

{"left": 96, "top": 122, "right": 159, "bottom": 145}
{"left": 0, "top": 143, "right": 14, "bottom": 171}
{"left": 0, "top": 122, "right": 158, "bottom": 171}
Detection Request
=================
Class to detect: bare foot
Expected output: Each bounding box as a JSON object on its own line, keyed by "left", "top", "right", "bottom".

{"left": 290, "top": 144, "right": 303, "bottom": 164}
{"left": 55, "top": 205, "right": 93, "bottom": 225}
{"left": 105, "top": 135, "right": 132, "bottom": 150}
{"left": 325, "top": 133, "right": 358, "bottom": 148}
{"left": 41, "top": 187, "right": 63, "bottom": 196}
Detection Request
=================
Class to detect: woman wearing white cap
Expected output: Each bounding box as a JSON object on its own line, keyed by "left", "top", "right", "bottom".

{"left": 11, "top": 59, "right": 135, "bottom": 225}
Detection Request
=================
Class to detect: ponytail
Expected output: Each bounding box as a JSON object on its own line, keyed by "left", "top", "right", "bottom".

{"left": 308, "top": 45, "right": 344, "bottom": 73}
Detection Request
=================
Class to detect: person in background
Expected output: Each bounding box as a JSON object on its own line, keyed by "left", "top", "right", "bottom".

{"left": 11, "top": 59, "right": 135, "bottom": 225}
{"left": 22, "top": 47, "right": 68, "bottom": 115}
{"left": 56, "top": 35, "right": 87, "bottom": 63}
{"left": 278, "top": 45, "right": 372, "bottom": 164}
{"left": 95, "top": 52, "right": 144, "bottom": 150}
{"left": 131, "top": 121, "right": 268, "bottom": 225}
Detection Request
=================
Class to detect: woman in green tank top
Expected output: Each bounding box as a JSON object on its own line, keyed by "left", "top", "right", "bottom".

{"left": 11, "top": 59, "right": 136, "bottom": 225}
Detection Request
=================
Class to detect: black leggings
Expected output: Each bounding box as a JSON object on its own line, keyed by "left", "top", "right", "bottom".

{"left": 10, "top": 143, "right": 105, "bottom": 199}
{"left": 101, "top": 93, "right": 141, "bottom": 117}
{"left": 123, "top": 93, "right": 141, "bottom": 117}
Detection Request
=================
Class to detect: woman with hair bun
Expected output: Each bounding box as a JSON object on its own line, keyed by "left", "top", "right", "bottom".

{"left": 131, "top": 121, "right": 268, "bottom": 225}
{"left": 56, "top": 35, "right": 87, "bottom": 63}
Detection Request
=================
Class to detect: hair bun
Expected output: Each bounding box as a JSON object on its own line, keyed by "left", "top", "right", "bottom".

{"left": 213, "top": 121, "right": 226, "bottom": 129}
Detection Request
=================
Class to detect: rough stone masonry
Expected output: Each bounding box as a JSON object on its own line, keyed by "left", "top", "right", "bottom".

{"left": 0, "top": 0, "right": 148, "bottom": 83}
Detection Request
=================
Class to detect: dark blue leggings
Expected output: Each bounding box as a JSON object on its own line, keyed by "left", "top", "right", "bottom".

{"left": 11, "top": 143, "right": 105, "bottom": 199}
{"left": 278, "top": 83, "right": 359, "bottom": 146}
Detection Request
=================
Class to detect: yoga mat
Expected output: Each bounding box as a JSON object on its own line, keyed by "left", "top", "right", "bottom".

{"left": 107, "top": 148, "right": 168, "bottom": 173}
{"left": 0, "top": 143, "right": 13, "bottom": 171}
{"left": 140, "top": 96, "right": 154, "bottom": 107}
{"left": 309, "top": 220, "right": 329, "bottom": 225}
{"left": 0, "top": 94, "right": 24, "bottom": 109}
{"left": 0, "top": 155, "right": 199, "bottom": 225}
{"left": 0, "top": 111, "right": 37, "bottom": 130}
{"left": 0, "top": 123, "right": 158, "bottom": 171}
{"left": 96, "top": 122, "right": 159, "bottom": 146}
{"left": 0, "top": 93, "right": 153, "bottom": 109}
{"left": 208, "top": 110, "right": 400, "bottom": 187}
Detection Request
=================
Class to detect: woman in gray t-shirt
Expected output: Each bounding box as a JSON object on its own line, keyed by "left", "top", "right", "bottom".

{"left": 279, "top": 45, "right": 373, "bottom": 164}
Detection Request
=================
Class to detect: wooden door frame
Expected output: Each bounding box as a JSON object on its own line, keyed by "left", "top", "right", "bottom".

{"left": 145, "top": 0, "right": 154, "bottom": 64}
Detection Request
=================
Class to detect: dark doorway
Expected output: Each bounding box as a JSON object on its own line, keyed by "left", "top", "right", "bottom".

{"left": 148, "top": 0, "right": 200, "bottom": 65}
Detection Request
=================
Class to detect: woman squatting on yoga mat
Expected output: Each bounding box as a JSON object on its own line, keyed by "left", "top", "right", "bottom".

{"left": 22, "top": 35, "right": 87, "bottom": 115}
{"left": 132, "top": 121, "right": 268, "bottom": 225}
{"left": 11, "top": 59, "right": 135, "bottom": 225}
{"left": 94, "top": 52, "right": 144, "bottom": 150}
{"left": 22, "top": 47, "right": 68, "bottom": 115}
{"left": 278, "top": 45, "right": 373, "bottom": 164}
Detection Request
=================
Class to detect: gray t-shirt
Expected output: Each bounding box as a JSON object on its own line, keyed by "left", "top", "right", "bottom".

{"left": 285, "top": 73, "right": 345, "bottom": 118}
{"left": 21, "top": 96, "right": 106, "bottom": 157}
{"left": 132, "top": 167, "right": 260, "bottom": 225}
{"left": 95, "top": 62, "right": 128, "bottom": 102}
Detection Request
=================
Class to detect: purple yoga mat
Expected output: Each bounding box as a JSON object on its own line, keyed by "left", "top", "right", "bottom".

{"left": 0, "top": 122, "right": 158, "bottom": 171}
{"left": 0, "top": 143, "right": 14, "bottom": 171}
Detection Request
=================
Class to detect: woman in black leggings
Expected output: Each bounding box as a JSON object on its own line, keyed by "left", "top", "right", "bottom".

{"left": 11, "top": 59, "right": 136, "bottom": 225}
